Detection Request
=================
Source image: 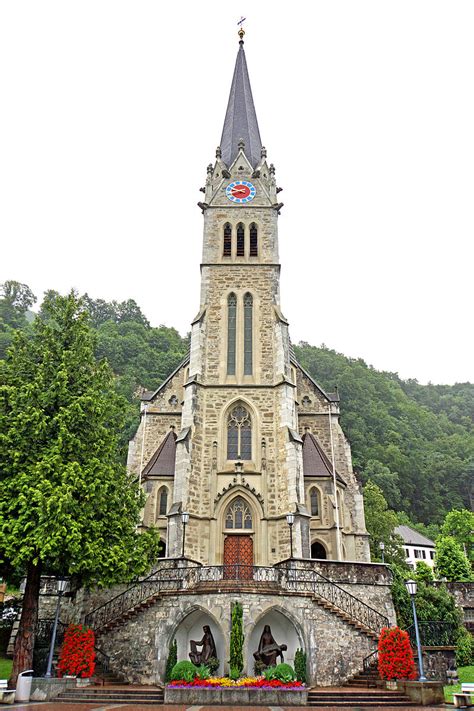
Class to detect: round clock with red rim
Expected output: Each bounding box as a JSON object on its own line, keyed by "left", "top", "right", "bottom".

{"left": 225, "top": 180, "right": 256, "bottom": 203}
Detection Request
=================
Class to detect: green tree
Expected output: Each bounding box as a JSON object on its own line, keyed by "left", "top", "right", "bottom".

{"left": 435, "top": 536, "right": 472, "bottom": 581}
{"left": 363, "top": 480, "right": 406, "bottom": 565}
{"left": 441, "top": 509, "right": 474, "bottom": 563}
{"left": 229, "top": 602, "right": 244, "bottom": 677}
{"left": 0, "top": 281, "right": 37, "bottom": 357}
{"left": 0, "top": 292, "right": 160, "bottom": 686}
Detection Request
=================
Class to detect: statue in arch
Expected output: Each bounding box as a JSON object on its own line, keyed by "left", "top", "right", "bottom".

{"left": 253, "top": 624, "right": 287, "bottom": 667}
{"left": 189, "top": 625, "right": 217, "bottom": 665}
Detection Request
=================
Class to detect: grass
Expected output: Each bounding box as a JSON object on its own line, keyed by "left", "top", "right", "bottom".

{"left": 0, "top": 657, "right": 13, "bottom": 679}
{"left": 444, "top": 665, "right": 474, "bottom": 702}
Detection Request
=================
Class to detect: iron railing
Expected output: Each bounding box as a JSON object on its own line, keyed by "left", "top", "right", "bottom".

{"left": 406, "top": 620, "right": 458, "bottom": 648}
{"left": 363, "top": 649, "right": 378, "bottom": 673}
{"left": 35, "top": 619, "right": 66, "bottom": 647}
{"left": 85, "top": 559, "right": 388, "bottom": 636}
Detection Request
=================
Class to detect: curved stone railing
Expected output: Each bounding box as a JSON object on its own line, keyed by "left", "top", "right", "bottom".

{"left": 85, "top": 559, "right": 388, "bottom": 636}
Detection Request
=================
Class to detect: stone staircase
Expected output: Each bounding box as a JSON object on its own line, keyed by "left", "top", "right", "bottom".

{"left": 57, "top": 684, "right": 164, "bottom": 705}
{"left": 344, "top": 666, "right": 379, "bottom": 688}
{"left": 307, "top": 687, "right": 415, "bottom": 706}
{"left": 312, "top": 592, "right": 379, "bottom": 641}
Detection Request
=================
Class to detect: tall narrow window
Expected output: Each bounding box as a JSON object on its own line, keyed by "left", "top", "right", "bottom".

{"left": 223, "top": 223, "right": 232, "bottom": 256}
{"left": 244, "top": 293, "right": 253, "bottom": 375}
{"left": 236, "top": 223, "right": 245, "bottom": 256}
{"left": 158, "top": 487, "right": 168, "bottom": 516}
{"left": 310, "top": 487, "right": 319, "bottom": 517}
{"left": 227, "top": 293, "right": 237, "bottom": 375}
{"left": 227, "top": 405, "right": 252, "bottom": 460}
{"left": 249, "top": 223, "right": 258, "bottom": 256}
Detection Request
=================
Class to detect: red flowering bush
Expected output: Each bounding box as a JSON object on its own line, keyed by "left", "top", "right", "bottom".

{"left": 57, "top": 624, "right": 96, "bottom": 678}
{"left": 378, "top": 627, "right": 417, "bottom": 681}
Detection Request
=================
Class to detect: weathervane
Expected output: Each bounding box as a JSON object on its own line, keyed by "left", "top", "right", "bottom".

{"left": 237, "top": 16, "right": 246, "bottom": 42}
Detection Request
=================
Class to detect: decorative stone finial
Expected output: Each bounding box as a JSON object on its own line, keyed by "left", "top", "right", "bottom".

{"left": 216, "top": 146, "right": 221, "bottom": 159}
{"left": 234, "top": 460, "right": 244, "bottom": 474}
{"left": 269, "top": 163, "right": 276, "bottom": 175}
{"left": 207, "top": 163, "right": 213, "bottom": 175}
{"left": 238, "top": 138, "right": 245, "bottom": 151}
{"left": 261, "top": 146, "right": 267, "bottom": 159}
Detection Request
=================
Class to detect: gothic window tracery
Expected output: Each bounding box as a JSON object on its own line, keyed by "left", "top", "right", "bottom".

{"left": 243, "top": 293, "right": 253, "bottom": 375}
{"left": 249, "top": 223, "right": 258, "bottom": 256}
{"left": 227, "top": 405, "right": 252, "bottom": 460}
{"left": 236, "top": 223, "right": 245, "bottom": 256}
{"left": 227, "top": 293, "right": 237, "bottom": 375}
{"left": 223, "top": 223, "right": 232, "bottom": 256}
{"left": 225, "top": 496, "right": 253, "bottom": 529}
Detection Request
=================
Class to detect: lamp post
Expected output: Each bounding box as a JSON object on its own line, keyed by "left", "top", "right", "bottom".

{"left": 286, "top": 513, "right": 295, "bottom": 559}
{"left": 45, "top": 578, "right": 67, "bottom": 678}
{"left": 405, "top": 579, "right": 427, "bottom": 682}
{"left": 181, "top": 512, "right": 189, "bottom": 558}
{"left": 379, "top": 541, "right": 385, "bottom": 563}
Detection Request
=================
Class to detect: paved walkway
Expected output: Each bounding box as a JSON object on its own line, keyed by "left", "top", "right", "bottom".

{"left": 0, "top": 702, "right": 451, "bottom": 710}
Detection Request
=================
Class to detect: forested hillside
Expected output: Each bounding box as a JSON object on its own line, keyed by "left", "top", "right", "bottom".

{"left": 1, "top": 282, "right": 472, "bottom": 527}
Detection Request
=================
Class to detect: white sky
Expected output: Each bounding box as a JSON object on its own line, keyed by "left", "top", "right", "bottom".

{"left": 1, "top": 1, "right": 473, "bottom": 385}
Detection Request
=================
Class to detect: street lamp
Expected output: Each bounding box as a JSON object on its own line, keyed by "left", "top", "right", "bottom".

{"left": 45, "top": 578, "right": 67, "bottom": 678}
{"left": 286, "top": 513, "right": 295, "bottom": 559}
{"left": 405, "top": 579, "right": 427, "bottom": 682}
{"left": 379, "top": 541, "right": 385, "bottom": 563}
{"left": 181, "top": 512, "right": 189, "bottom": 558}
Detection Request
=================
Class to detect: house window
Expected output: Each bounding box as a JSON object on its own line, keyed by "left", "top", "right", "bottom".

{"left": 236, "top": 223, "right": 245, "bottom": 256}
{"left": 422, "top": 550, "right": 426, "bottom": 559}
{"left": 227, "top": 405, "right": 252, "bottom": 460}
{"left": 243, "top": 293, "right": 253, "bottom": 375}
{"left": 225, "top": 496, "right": 253, "bottom": 529}
{"left": 223, "top": 223, "right": 232, "bottom": 256}
{"left": 158, "top": 487, "right": 168, "bottom": 516}
{"left": 310, "top": 487, "right": 320, "bottom": 516}
{"left": 249, "top": 223, "right": 258, "bottom": 256}
{"left": 414, "top": 549, "right": 422, "bottom": 559}
{"left": 227, "top": 293, "right": 237, "bottom": 375}
{"left": 430, "top": 550, "right": 435, "bottom": 560}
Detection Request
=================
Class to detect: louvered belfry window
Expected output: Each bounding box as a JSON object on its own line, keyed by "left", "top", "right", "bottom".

{"left": 223, "top": 223, "right": 232, "bottom": 256}
{"left": 225, "top": 496, "right": 253, "bottom": 529}
{"left": 227, "top": 293, "right": 237, "bottom": 375}
{"left": 236, "top": 223, "right": 245, "bottom": 256}
{"left": 227, "top": 405, "right": 252, "bottom": 460}
{"left": 243, "top": 293, "right": 253, "bottom": 375}
{"left": 249, "top": 223, "right": 258, "bottom": 256}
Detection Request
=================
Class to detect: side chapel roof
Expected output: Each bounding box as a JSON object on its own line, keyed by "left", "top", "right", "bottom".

{"left": 220, "top": 37, "right": 263, "bottom": 169}
{"left": 142, "top": 430, "right": 177, "bottom": 478}
{"left": 302, "top": 431, "right": 346, "bottom": 486}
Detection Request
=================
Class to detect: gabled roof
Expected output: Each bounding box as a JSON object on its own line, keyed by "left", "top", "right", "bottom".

{"left": 302, "top": 432, "right": 346, "bottom": 485}
{"left": 142, "top": 430, "right": 177, "bottom": 478}
{"left": 220, "top": 39, "right": 262, "bottom": 169}
{"left": 141, "top": 353, "right": 190, "bottom": 402}
{"left": 394, "top": 525, "right": 435, "bottom": 548}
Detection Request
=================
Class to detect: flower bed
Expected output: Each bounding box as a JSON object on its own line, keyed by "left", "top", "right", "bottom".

{"left": 168, "top": 675, "right": 304, "bottom": 689}
{"left": 165, "top": 678, "right": 308, "bottom": 706}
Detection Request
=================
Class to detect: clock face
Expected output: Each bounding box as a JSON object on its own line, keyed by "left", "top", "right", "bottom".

{"left": 225, "top": 180, "right": 256, "bottom": 203}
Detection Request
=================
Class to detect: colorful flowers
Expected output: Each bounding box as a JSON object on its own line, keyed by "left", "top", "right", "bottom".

{"left": 168, "top": 675, "right": 304, "bottom": 689}
{"left": 57, "top": 624, "right": 96, "bottom": 678}
{"left": 378, "top": 626, "right": 417, "bottom": 681}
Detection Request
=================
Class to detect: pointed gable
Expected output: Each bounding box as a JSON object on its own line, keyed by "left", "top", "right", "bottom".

{"left": 142, "top": 430, "right": 177, "bottom": 478}
{"left": 220, "top": 40, "right": 262, "bottom": 169}
{"left": 302, "top": 432, "right": 346, "bottom": 485}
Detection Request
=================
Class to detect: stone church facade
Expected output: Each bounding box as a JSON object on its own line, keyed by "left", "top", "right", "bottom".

{"left": 50, "top": 32, "right": 397, "bottom": 687}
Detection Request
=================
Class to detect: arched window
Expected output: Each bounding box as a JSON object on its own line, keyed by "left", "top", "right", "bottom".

{"left": 225, "top": 496, "right": 253, "bottom": 529}
{"left": 243, "top": 293, "right": 253, "bottom": 375}
{"left": 158, "top": 540, "right": 166, "bottom": 558}
{"left": 249, "top": 223, "right": 258, "bottom": 256}
{"left": 223, "top": 223, "right": 232, "bottom": 256}
{"left": 236, "top": 223, "right": 245, "bottom": 256}
{"left": 227, "top": 293, "right": 237, "bottom": 375}
{"left": 311, "top": 541, "right": 327, "bottom": 559}
{"left": 310, "top": 487, "right": 320, "bottom": 517}
{"left": 157, "top": 487, "right": 168, "bottom": 516}
{"left": 227, "top": 405, "right": 252, "bottom": 460}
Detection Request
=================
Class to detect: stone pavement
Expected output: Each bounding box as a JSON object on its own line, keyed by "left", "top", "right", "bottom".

{"left": 0, "top": 702, "right": 451, "bottom": 710}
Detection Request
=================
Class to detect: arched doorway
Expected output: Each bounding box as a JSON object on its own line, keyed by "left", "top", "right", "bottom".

{"left": 223, "top": 496, "right": 254, "bottom": 579}
{"left": 311, "top": 541, "right": 327, "bottom": 559}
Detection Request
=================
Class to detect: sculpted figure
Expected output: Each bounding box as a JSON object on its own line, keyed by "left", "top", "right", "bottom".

{"left": 189, "top": 625, "right": 217, "bottom": 665}
{"left": 253, "top": 624, "right": 287, "bottom": 667}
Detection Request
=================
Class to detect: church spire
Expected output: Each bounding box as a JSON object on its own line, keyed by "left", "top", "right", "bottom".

{"left": 220, "top": 31, "right": 263, "bottom": 169}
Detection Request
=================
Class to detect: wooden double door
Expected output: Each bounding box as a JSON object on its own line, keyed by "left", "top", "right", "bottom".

{"left": 223, "top": 535, "right": 253, "bottom": 580}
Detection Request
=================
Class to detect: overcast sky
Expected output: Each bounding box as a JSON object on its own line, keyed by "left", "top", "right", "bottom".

{"left": 1, "top": 1, "right": 472, "bottom": 385}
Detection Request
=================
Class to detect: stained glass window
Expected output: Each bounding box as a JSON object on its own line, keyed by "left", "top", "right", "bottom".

{"left": 236, "top": 223, "right": 245, "bottom": 256}
{"left": 227, "top": 405, "right": 252, "bottom": 460}
{"left": 227, "top": 293, "right": 237, "bottom": 375}
{"left": 225, "top": 496, "right": 253, "bottom": 529}
{"left": 249, "top": 223, "right": 258, "bottom": 256}
{"left": 223, "top": 223, "right": 232, "bottom": 256}
{"left": 244, "top": 293, "right": 253, "bottom": 375}
{"left": 310, "top": 487, "right": 319, "bottom": 517}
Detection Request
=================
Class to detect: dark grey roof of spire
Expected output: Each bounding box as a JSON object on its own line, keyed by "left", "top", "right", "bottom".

{"left": 220, "top": 41, "right": 262, "bottom": 169}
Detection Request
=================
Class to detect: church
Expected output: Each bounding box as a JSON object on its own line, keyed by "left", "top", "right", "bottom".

{"left": 83, "top": 29, "right": 396, "bottom": 686}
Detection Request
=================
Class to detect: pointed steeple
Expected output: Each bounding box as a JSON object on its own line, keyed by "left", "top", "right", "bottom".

{"left": 220, "top": 34, "right": 263, "bottom": 169}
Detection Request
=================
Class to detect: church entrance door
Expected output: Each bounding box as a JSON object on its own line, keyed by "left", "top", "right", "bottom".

{"left": 223, "top": 535, "right": 253, "bottom": 580}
